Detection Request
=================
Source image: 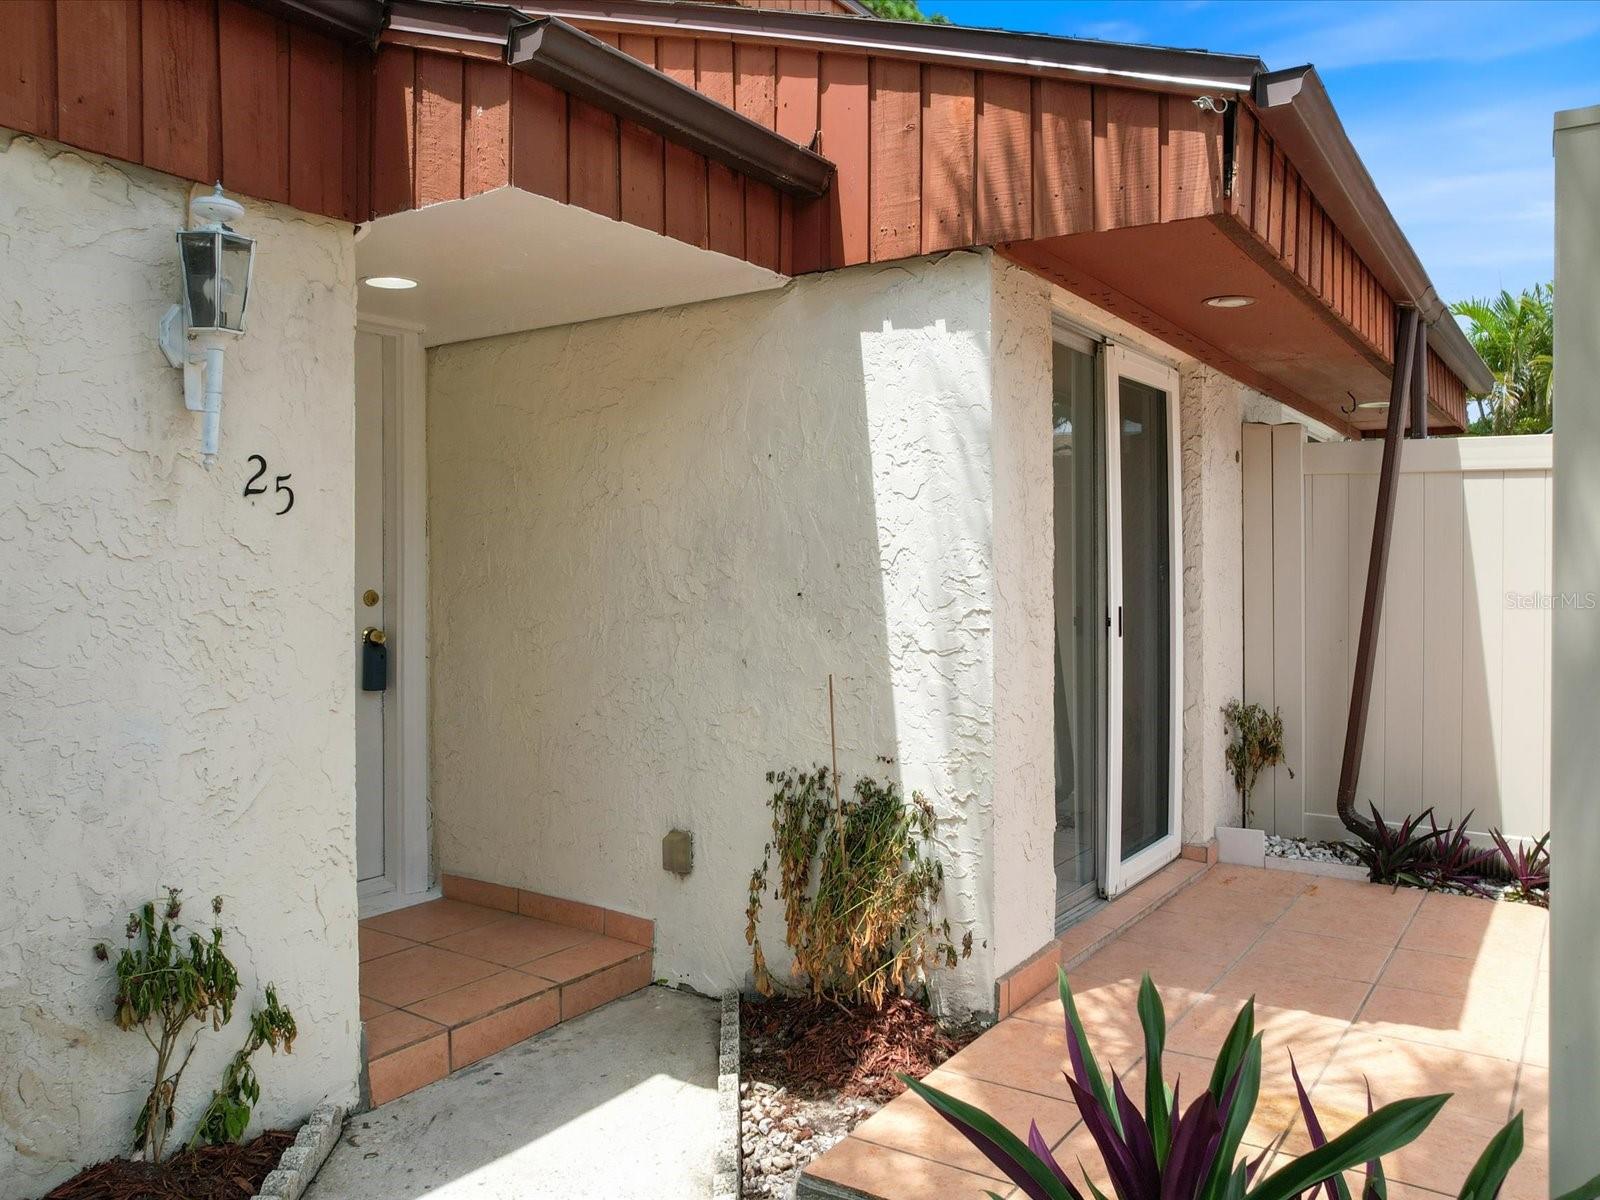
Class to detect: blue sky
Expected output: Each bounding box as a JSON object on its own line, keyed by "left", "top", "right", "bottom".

{"left": 932, "top": 0, "right": 1600, "bottom": 303}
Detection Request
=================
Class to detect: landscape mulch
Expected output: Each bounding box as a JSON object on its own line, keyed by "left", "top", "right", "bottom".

{"left": 742, "top": 993, "right": 978, "bottom": 1103}
{"left": 39, "top": 1131, "right": 295, "bottom": 1200}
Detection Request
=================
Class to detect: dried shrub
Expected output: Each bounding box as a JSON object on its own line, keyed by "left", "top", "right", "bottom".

{"left": 96, "top": 888, "right": 294, "bottom": 1162}
{"left": 745, "top": 767, "right": 969, "bottom": 1007}
{"left": 1221, "top": 701, "right": 1293, "bottom": 826}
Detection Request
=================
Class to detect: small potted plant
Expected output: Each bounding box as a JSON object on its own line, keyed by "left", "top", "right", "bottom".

{"left": 1218, "top": 700, "right": 1292, "bottom": 867}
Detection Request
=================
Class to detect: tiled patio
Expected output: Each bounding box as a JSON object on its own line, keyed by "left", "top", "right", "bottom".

{"left": 802, "top": 864, "right": 1549, "bottom": 1200}
{"left": 358, "top": 876, "right": 653, "bottom": 1105}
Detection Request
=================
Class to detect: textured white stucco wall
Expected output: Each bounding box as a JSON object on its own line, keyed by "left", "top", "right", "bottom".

{"left": 0, "top": 134, "right": 361, "bottom": 1196}
{"left": 426, "top": 251, "right": 1052, "bottom": 1013}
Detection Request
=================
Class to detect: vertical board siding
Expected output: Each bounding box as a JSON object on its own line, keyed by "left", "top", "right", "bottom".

{"left": 56, "top": 0, "right": 141, "bottom": 162}
{"left": 287, "top": 27, "right": 345, "bottom": 216}
{"left": 1032, "top": 78, "right": 1092, "bottom": 238}
{"left": 509, "top": 71, "right": 566, "bottom": 203}
{"left": 414, "top": 52, "right": 464, "bottom": 206}
{"left": 141, "top": 0, "right": 221, "bottom": 185}
{"left": 1094, "top": 87, "right": 1159, "bottom": 230}
{"left": 1270, "top": 424, "right": 1307, "bottom": 836}
{"left": 1247, "top": 433, "right": 1554, "bottom": 841}
{"left": 0, "top": 5, "right": 1477, "bottom": 411}
{"left": 0, "top": 0, "right": 57, "bottom": 139}
{"left": 819, "top": 52, "right": 869, "bottom": 265}
{"left": 2, "top": 0, "right": 368, "bottom": 221}
{"left": 660, "top": 38, "right": 709, "bottom": 248}
{"left": 462, "top": 58, "right": 511, "bottom": 197}
{"left": 976, "top": 70, "right": 1032, "bottom": 243}
{"left": 776, "top": 46, "right": 822, "bottom": 271}
{"left": 218, "top": 2, "right": 290, "bottom": 204}
{"left": 868, "top": 57, "right": 921, "bottom": 261}
{"left": 920, "top": 65, "right": 976, "bottom": 253}
{"left": 567, "top": 97, "right": 620, "bottom": 220}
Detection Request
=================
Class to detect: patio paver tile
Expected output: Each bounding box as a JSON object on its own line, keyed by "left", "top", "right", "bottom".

{"left": 432, "top": 914, "right": 595, "bottom": 967}
{"left": 365, "top": 1008, "right": 446, "bottom": 1059}
{"left": 851, "top": 1067, "right": 1081, "bottom": 1179}
{"left": 1379, "top": 946, "right": 1537, "bottom": 1001}
{"left": 804, "top": 1136, "right": 1008, "bottom": 1200}
{"left": 1207, "top": 958, "right": 1374, "bottom": 1022}
{"left": 359, "top": 944, "right": 500, "bottom": 1009}
{"left": 524, "top": 936, "right": 649, "bottom": 984}
{"left": 450, "top": 989, "right": 562, "bottom": 1069}
{"left": 1316, "top": 1029, "right": 1519, "bottom": 1124}
{"left": 1354, "top": 984, "right": 1529, "bottom": 1061}
{"left": 367, "top": 1031, "right": 449, "bottom": 1107}
{"left": 797, "top": 867, "right": 1549, "bottom": 1200}
{"left": 1234, "top": 926, "right": 1393, "bottom": 984}
{"left": 361, "top": 897, "right": 508, "bottom": 943}
{"left": 405, "top": 967, "right": 555, "bottom": 1028}
{"left": 358, "top": 927, "right": 415, "bottom": 963}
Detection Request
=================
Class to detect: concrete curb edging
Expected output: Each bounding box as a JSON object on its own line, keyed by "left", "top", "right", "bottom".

{"left": 252, "top": 1101, "right": 346, "bottom": 1200}
{"left": 713, "top": 989, "right": 741, "bottom": 1200}
{"left": 1264, "top": 854, "right": 1370, "bottom": 882}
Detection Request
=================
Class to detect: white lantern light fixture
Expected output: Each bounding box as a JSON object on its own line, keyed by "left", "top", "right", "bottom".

{"left": 158, "top": 183, "right": 255, "bottom": 469}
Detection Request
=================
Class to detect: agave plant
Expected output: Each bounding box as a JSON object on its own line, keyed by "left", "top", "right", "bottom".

{"left": 1353, "top": 804, "right": 1436, "bottom": 891}
{"left": 905, "top": 970, "right": 1530, "bottom": 1200}
{"left": 1490, "top": 828, "right": 1550, "bottom": 905}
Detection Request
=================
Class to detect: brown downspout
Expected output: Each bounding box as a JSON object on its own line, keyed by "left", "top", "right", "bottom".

{"left": 1408, "top": 321, "right": 1429, "bottom": 438}
{"left": 1335, "top": 307, "right": 1421, "bottom": 836}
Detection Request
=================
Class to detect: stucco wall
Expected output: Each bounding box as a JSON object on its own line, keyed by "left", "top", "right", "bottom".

{"left": 0, "top": 134, "right": 360, "bottom": 1196}
{"left": 427, "top": 250, "right": 1052, "bottom": 1013}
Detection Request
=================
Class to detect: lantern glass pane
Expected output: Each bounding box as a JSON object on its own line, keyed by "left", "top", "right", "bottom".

{"left": 219, "top": 233, "right": 252, "bottom": 331}
{"left": 179, "top": 231, "right": 219, "bottom": 329}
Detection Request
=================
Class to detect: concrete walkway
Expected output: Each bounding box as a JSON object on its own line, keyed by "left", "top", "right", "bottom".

{"left": 307, "top": 985, "right": 719, "bottom": 1200}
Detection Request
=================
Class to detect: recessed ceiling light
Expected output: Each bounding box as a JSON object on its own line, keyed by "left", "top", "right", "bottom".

{"left": 1203, "top": 294, "right": 1255, "bottom": 309}
{"left": 362, "top": 275, "right": 418, "bottom": 290}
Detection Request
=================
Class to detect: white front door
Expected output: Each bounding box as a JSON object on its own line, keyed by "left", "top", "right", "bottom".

{"left": 1102, "top": 343, "right": 1183, "bottom": 895}
{"left": 355, "top": 329, "right": 393, "bottom": 896}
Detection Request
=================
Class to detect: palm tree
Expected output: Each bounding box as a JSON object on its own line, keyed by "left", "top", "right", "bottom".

{"left": 1451, "top": 285, "right": 1554, "bottom": 434}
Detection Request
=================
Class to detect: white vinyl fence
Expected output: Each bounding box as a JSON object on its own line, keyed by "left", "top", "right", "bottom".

{"left": 1242, "top": 428, "right": 1554, "bottom": 842}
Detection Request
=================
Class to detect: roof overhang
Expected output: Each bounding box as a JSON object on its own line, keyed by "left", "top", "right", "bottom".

{"left": 382, "top": 0, "right": 833, "bottom": 198}
{"left": 514, "top": 0, "right": 1264, "bottom": 94}
{"left": 240, "top": 0, "right": 386, "bottom": 43}
{"left": 1250, "top": 66, "right": 1494, "bottom": 396}
{"left": 508, "top": 16, "right": 833, "bottom": 196}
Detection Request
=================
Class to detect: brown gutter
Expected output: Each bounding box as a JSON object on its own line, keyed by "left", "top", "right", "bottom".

{"left": 385, "top": 1, "right": 834, "bottom": 198}
{"left": 240, "top": 0, "right": 386, "bottom": 43}
{"left": 505, "top": 0, "right": 1264, "bottom": 94}
{"left": 1251, "top": 67, "right": 1494, "bottom": 396}
{"left": 510, "top": 16, "right": 834, "bottom": 197}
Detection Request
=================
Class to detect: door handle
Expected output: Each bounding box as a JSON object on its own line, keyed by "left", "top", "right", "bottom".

{"left": 361, "top": 627, "right": 388, "bottom": 691}
{"left": 1117, "top": 606, "right": 1123, "bottom": 637}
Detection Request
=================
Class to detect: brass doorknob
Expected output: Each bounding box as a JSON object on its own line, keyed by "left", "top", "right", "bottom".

{"left": 362, "top": 627, "right": 386, "bottom": 646}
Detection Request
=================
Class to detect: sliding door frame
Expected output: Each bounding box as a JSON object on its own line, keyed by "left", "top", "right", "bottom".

{"left": 1101, "top": 342, "right": 1185, "bottom": 897}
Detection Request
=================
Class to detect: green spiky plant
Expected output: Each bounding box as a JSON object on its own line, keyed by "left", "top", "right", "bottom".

{"left": 904, "top": 970, "right": 1600, "bottom": 1200}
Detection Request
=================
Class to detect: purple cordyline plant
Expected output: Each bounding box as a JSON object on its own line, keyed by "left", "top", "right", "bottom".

{"left": 902, "top": 969, "right": 1564, "bottom": 1200}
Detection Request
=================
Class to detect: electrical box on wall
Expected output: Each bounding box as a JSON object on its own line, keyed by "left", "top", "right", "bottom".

{"left": 662, "top": 829, "right": 693, "bottom": 876}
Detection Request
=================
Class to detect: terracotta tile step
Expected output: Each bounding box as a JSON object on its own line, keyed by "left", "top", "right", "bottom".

{"left": 359, "top": 894, "right": 655, "bottom": 1108}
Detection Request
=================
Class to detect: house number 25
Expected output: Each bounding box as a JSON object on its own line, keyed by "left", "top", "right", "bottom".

{"left": 243, "top": 454, "right": 295, "bottom": 515}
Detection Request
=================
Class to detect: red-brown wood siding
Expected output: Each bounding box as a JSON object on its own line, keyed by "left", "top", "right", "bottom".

{"left": 1231, "top": 101, "right": 1398, "bottom": 370}
{"left": 0, "top": 3, "right": 1473, "bottom": 412}
{"left": 0, "top": 0, "right": 369, "bottom": 222}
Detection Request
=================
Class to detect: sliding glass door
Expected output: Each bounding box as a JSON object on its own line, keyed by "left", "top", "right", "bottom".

{"left": 1052, "top": 331, "right": 1182, "bottom": 917}
{"left": 1102, "top": 344, "right": 1183, "bottom": 893}
{"left": 1052, "top": 335, "right": 1104, "bottom": 925}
